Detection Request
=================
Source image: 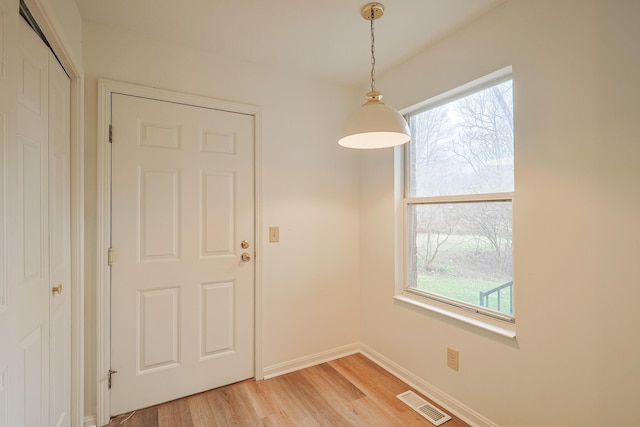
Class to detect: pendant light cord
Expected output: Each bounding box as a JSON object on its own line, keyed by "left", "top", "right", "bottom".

{"left": 370, "top": 8, "right": 376, "bottom": 93}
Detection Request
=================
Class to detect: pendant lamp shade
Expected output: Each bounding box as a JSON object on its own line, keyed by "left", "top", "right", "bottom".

{"left": 339, "top": 91, "right": 410, "bottom": 149}
{"left": 339, "top": 3, "right": 410, "bottom": 149}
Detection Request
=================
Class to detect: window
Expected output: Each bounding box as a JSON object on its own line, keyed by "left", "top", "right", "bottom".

{"left": 404, "top": 75, "right": 514, "bottom": 321}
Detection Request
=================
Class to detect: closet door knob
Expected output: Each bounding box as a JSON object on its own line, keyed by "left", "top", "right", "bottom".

{"left": 52, "top": 284, "right": 63, "bottom": 295}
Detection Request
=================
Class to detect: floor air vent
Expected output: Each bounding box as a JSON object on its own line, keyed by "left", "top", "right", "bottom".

{"left": 397, "top": 390, "right": 452, "bottom": 426}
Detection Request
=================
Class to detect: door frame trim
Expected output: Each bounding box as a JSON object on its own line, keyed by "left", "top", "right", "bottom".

{"left": 96, "top": 79, "right": 263, "bottom": 425}
{"left": 21, "top": 1, "right": 86, "bottom": 425}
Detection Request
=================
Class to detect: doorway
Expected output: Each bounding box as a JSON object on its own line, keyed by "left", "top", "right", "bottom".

{"left": 95, "top": 81, "right": 262, "bottom": 421}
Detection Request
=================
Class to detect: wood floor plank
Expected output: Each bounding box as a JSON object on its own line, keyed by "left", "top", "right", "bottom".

{"left": 329, "top": 353, "right": 469, "bottom": 427}
{"left": 188, "top": 385, "right": 259, "bottom": 427}
{"left": 186, "top": 392, "right": 224, "bottom": 426}
{"left": 235, "top": 378, "right": 285, "bottom": 419}
{"left": 296, "top": 363, "right": 367, "bottom": 425}
{"left": 298, "top": 362, "right": 366, "bottom": 402}
{"left": 221, "top": 385, "right": 263, "bottom": 426}
{"left": 263, "top": 370, "right": 341, "bottom": 425}
{"left": 329, "top": 353, "right": 421, "bottom": 416}
{"left": 259, "top": 410, "right": 296, "bottom": 427}
{"left": 348, "top": 396, "right": 413, "bottom": 427}
{"left": 107, "top": 408, "right": 158, "bottom": 427}
{"left": 158, "top": 397, "right": 194, "bottom": 427}
{"left": 105, "top": 353, "right": 470, "bottom": 427}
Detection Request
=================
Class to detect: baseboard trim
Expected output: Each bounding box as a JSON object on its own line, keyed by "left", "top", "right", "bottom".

{"left": 360, "top": 344, "right": 500, "bottom": 427}
{"left": 83, "top": 415, "right": 97, "bottom": 427}
{"left": 262, "top": 343, "right": 360, "bottom": 379}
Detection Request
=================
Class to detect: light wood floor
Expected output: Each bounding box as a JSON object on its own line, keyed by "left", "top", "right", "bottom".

{"left": 107, "top": 353, "right": 469, "bottom": 427}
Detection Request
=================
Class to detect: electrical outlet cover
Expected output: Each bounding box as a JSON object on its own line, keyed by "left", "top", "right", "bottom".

{"left": 447, "top": 348, "right": 459, "bottom": 371}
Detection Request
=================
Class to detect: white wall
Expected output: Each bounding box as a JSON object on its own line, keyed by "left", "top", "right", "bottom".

{"left": 25, "top": 0, "right": 83, "bottom": 70}
{"left": 82, "top": 22, "right": 362, "bottom": 417}
{"left": 80, "top": 0, "right": 640, "bottom": 423}
{"left": 361, "top": 0, "right": 640, "bottom": 426}
{"left": 46, "top": 0, "right": 82, "bottom": 61}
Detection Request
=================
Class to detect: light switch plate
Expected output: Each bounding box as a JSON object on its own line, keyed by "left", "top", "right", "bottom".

{"left": 269, "top": 226, "right": 279, "bottom": 243}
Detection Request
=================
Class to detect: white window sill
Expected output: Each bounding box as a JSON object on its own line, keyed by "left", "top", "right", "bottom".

{"left": 393, "top": 295, "right": 516, "bottom": 339}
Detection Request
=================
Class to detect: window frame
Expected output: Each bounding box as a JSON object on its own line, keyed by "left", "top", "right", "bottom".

{"left": 395, "top": 67, "right": 516, "bottom": 334}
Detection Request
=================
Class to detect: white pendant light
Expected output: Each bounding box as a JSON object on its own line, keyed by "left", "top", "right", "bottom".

{"left": 339, "top": 3, "right": 410, "bottom": 149}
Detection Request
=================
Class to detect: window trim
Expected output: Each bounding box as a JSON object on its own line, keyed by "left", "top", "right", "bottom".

{"left": 406, "top": 193, "right": 513, "bottom": 205}
{"left": 393, "top": 295, "right": 516, "bottom": 339}
{"left": 395, "top": 67, "right": 516, "bottom": 337}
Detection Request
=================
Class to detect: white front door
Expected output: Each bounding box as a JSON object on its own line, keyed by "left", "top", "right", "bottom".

{"left": 110, "top": 94, "right": 255, "bottom": 415}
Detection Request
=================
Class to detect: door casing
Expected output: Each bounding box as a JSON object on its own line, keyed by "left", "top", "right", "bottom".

{"left": 95, "top": 79, "right": 263, "bottom": 426}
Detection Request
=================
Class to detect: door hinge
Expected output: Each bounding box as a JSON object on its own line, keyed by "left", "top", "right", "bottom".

{"left": 109, "top": 125, "right": 113, "bottom": 143}
{"left": 108, "top": 247, "right": 114, "bottom": 266}
{"left": 108, "top": 369, "right": 118, "bottom": 389}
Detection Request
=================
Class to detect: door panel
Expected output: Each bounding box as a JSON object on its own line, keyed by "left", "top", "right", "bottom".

{"left": 138, "top": 287, "right": 179, "bottom": 373}
{"left": 19, "top": 326, "right": 44, "bottom": 427}
{"left": 139, "top": 169, "right": 179, "bottom": 261}
{"left": 201, "top": 281, "right": 235, "bottom": 358}
{"left": 202, "top": 171, "right": 235, "bottom": 255}
{"left": 19, "top": 136, "right": 45, "bottom": 282}
{"left": 110, "top": 94, "right": 255, "bottom": 415}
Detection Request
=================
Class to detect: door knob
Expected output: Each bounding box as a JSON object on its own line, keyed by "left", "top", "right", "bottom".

{"left": 241, "top": 240, "right": 250, "bottom": 249}
{"left": 241, "top": 253, "right": 251, "bottom": 262}
{"left": 52, "top": 284, "right": 63, "bottom": 295}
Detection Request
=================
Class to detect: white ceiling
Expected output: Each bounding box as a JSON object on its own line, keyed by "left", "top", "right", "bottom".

{"left": 74, "top": 0, "right": 505, "bottom": 86}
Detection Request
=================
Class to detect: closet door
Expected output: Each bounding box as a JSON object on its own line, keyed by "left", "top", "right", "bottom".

{"left": 48, "top": 54, "right": 71, "bottom": 427}
{"left": 0, "top": 15, "right": 70, "bottom": 426}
